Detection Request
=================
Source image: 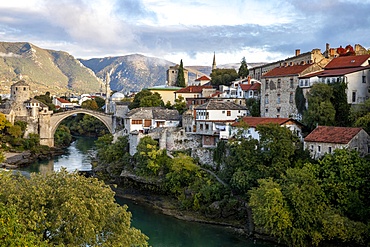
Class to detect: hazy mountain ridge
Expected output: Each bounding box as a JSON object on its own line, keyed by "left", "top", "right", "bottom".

{"left": 79, "top": 54, "right": 176, "bottom": 93}
{"left": 0, "top": 42, "right": 102, "bottom": 95}
{"left": 0, "top": 41, "right": 265, "bottom": 96}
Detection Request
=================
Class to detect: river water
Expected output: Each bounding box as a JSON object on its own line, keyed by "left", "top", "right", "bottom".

{"left": 21, "top": 136, "right": 277, "bottom": 247}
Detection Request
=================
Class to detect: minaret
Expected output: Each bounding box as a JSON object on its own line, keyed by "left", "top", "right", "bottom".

{"left": 105, "top": 72, "right": 111, "bottom": 114}
{"left": 212, "top": 52, "right": 216, "bottom": 71}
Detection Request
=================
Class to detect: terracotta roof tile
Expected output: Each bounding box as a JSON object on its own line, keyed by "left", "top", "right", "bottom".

{"left": 304, "top": 126, "right": 363, "bottom": 144}
{"left": 175, "top": 85, "right": 213, "bottom": 94}
{"left": 325, "top": 55, "right": 370, "bottom": 69}
{"left": 240, "top": 83, "right": 261, "bottom": 91}
{"left": 195, "top": 75, "right": 210, "bottom": 81}
{"left": 232, "top": 117, "right": 292, "bottom": 127}
{"left": 262, "top": 64, "right": 312, "bottom": 78}
{"left": 57, "top": 98, "right": 71, "bottom": 103}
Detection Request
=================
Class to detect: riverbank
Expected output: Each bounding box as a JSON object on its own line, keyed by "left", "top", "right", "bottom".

{"left": 113, "top": 186, "right": 249, "bottom": 237}
{"left": 2, "top": 147, "right": 66, "bottom": 169}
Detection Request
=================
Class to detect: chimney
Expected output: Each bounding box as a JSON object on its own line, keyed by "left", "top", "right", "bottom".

{"left": 326, "top": 43, "right": 330, "bottom": 52}
{"left": 295, "top": 49, "right": 300, "bottom": 56}
{"left": 247, "top": 75, "right": 251, "bottom": 84}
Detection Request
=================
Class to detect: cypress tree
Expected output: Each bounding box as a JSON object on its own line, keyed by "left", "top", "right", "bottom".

{"left": 238, "top": 57, "right": 249, "bottom": 78}
{"left": 176, "top": 59, "right": 186, "bottom": 87}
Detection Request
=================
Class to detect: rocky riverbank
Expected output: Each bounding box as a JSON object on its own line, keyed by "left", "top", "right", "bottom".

{"left": 2, "top": 148, "right": 66, "bottom": 169}
{"left": 113, "top": 186, "right": 249, "bottom": 236}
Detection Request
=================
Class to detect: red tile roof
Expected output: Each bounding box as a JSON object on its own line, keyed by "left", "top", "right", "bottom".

{"left": 239, "top": 83, "right": 261, "bottom": 91}
{"left": 325, "top": 54, "right": 370, "bottom": 69}
{"left": 262, "top": 64, "right": 312, "bottom": 77}
{"left": 195, "top": 75, "right": 210, "bottom": 81}
{"left": 304, "top": 126, "right": 363, "bottom": 144}
{"left": 57, "top": 97, "right": 71, "bottom": 103}
{"left": 232, "top": 117, "right": 294, "bottom": 127}
{"left": 175, "top": 85, "right": 213, "bottom": 94}
{"left": 317, "top": 66, "right": 370, "bottom": 77}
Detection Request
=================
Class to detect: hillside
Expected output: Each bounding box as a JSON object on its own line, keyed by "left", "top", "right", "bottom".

{"left": 79, "top": 54, "right": 176, "bottom": 93}
{"left": 0, "top": 42, "right": 102, "bottom": 96}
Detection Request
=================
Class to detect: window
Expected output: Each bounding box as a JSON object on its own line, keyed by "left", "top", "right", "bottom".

{"left": 318, "top": 145, "right": 321, "bottom": 153}
{"left": 277, "top": 79, "right": 281, "bottom": 88}
{"left": 265, "top": 95, "right": 269, "bottom": 104}
{"left": 222, "top": 110, "right": 225, "bottom": 114}
{"left": 265, "top": 108, "right": 268, "bottom": 113}
{"left": 227, "top": 111, "right": 231, "bottom": 116}
{"left": 205, "top": 124, "right": 209, "bottom": 130}
{"left": 289, "top": 92, "right": 293, "bottom": 103}
{"left": 305, "top": 80, "right": 308, "bottom": 86}
{"left": 132, "top": 120, "right": 142, "bottom": 124}
{"left": 265, "top": 80, "right": 269, "bottom": 90}
{"left": 363, "top": 75, "right": 366, "bottom": 83}
{"left": 200, "top": 124, "right": 203, "bottom": 130}
{"left": 277, "top": 108, "right": 281, "bottom": 113}
{"left": 277, "top": 94, "right": 281, "bottom": 104}
{"left": 328, "top": 146, "right": 332, "bottom": 154}
{"left": 310, "top": 145, "right": 314, "bottom": 151}
{"left": 352, "top": 91, "right": 357, "bottom": 103}
{"left": 290, "top": 78, "right": 294, "bottom": 89}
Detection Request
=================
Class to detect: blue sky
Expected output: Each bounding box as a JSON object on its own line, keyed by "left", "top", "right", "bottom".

{"left": 0, "top": 0, "right": 369, "bottom": 66}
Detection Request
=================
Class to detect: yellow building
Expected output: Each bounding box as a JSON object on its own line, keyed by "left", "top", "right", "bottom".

{"left": 147, "top": 85, "right": 183, "bottom": 105}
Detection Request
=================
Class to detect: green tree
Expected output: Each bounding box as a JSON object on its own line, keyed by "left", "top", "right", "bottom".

{"left": 295, "top": 85, "right": 306, "bottom": 115}
{"left": 173, "top": 96, "right": 187, "bottom": 114}
{"left": 0, "top": 170, "right": 148, "bottom": 247}
{"left": 317, "top": 149, "right": 370, "bottom": 221}
{"left": 129, "top": 89, "right": 164, "bottom": 109}
{"left": 34, "top": 92, "right": 56, "bottom": 111}
{"left": 0, "top": 113, "right": 11, "bottom": 133}
{"left": 256, "top": 123, "right": 299, "bottom": 177}
{"left": 210, "top": 68, "right": 239, "bottom": 87}
{"left": 249, "top": 178, "right": 292, "bottom": 243}
{"left": 6, "top": 124, "right": 22, "bottom": 138}
{"left": 331, "top": 79, "right": 350, "bottom": 126}
{"left": 238, "top": 57, "right": 249, "bottom": 78}
{"left": 94, "top": 96, "right": 106, "bottom": 110}
{"left": 0, "top": 202, "right": 49, "bottom": 247}
{"left": 176, "top": 59, "right": 186, "bottom": 87}
{"left": 54, "top": 125, "right": 73, "bottom": 147}
{"left": 353, "top": 113, "right": 370, "bottom": 133}
{"left": 245, "top": 98, "right": 260, "bottom": 117}
{"left": 303, "top": 83, "right": 335, "bottom": 130}
{"left": 81, "top": 99, "right": 99, "bottom": 110}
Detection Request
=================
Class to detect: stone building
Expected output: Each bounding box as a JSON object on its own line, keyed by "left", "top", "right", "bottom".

{"left": 304, "top": 126, "right": 370, "bottom": 159}
{"left": 249, "top": 47, "right": 329, "bottom": 81}
{"left": 166, "top": 64, "right": 189, "bottom": 87}
{"left": 261, "top": 63, "right": 323, "bottom": 119}
{"left": 0, "top": 80, "right": 53, "bottom": 138}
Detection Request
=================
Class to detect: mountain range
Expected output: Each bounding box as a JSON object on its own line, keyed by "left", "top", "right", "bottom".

{"left": 0, "top": 41, "right": 263, "bottom": 96}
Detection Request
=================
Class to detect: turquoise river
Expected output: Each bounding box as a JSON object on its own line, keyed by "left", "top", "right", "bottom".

{"left": 20, "top": 136, "right": 278, "bottom": 247}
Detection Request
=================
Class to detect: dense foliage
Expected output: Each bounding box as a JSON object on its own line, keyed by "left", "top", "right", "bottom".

{"left": 96, "top": 122, "right": 370, "bottom": 246}
{"left": 302, "top": 81, "right": 351, "bottom": 130}
{"left": 0, "top": 170, "right": 148, "bottom": 246}
{"left": 34, "top": 92, "right": 56, "bottom": 111}
{"left": 129, "top": 89, "right": 164, "bottom": 109}
{"left": 210, "top": 68, "right": 239, "bottom": 87}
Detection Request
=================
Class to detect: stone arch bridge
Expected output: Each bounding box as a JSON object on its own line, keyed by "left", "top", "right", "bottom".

{"left": 39, "top": 109, "right": 115, "bottom": 147}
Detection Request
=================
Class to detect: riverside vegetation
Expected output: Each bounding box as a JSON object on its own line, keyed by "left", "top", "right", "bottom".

{"left": 94, "top": 123, "right": 370, "bottom": 247}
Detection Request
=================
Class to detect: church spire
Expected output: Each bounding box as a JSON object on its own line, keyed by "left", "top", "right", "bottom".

{"left": 212, "top": 52, "right": 216, "bottom": 71}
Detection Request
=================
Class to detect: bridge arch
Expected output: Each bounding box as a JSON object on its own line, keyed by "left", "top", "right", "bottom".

{"left": 50, "top": 109, "right": 114, "bottom": 136}
{"left": 39, "top": 109, "right": 115, "bottom": 147}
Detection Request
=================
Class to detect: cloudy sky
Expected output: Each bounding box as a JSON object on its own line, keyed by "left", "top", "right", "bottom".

{"left": 1, "top": 0, "right": 369, "bottom": 66}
